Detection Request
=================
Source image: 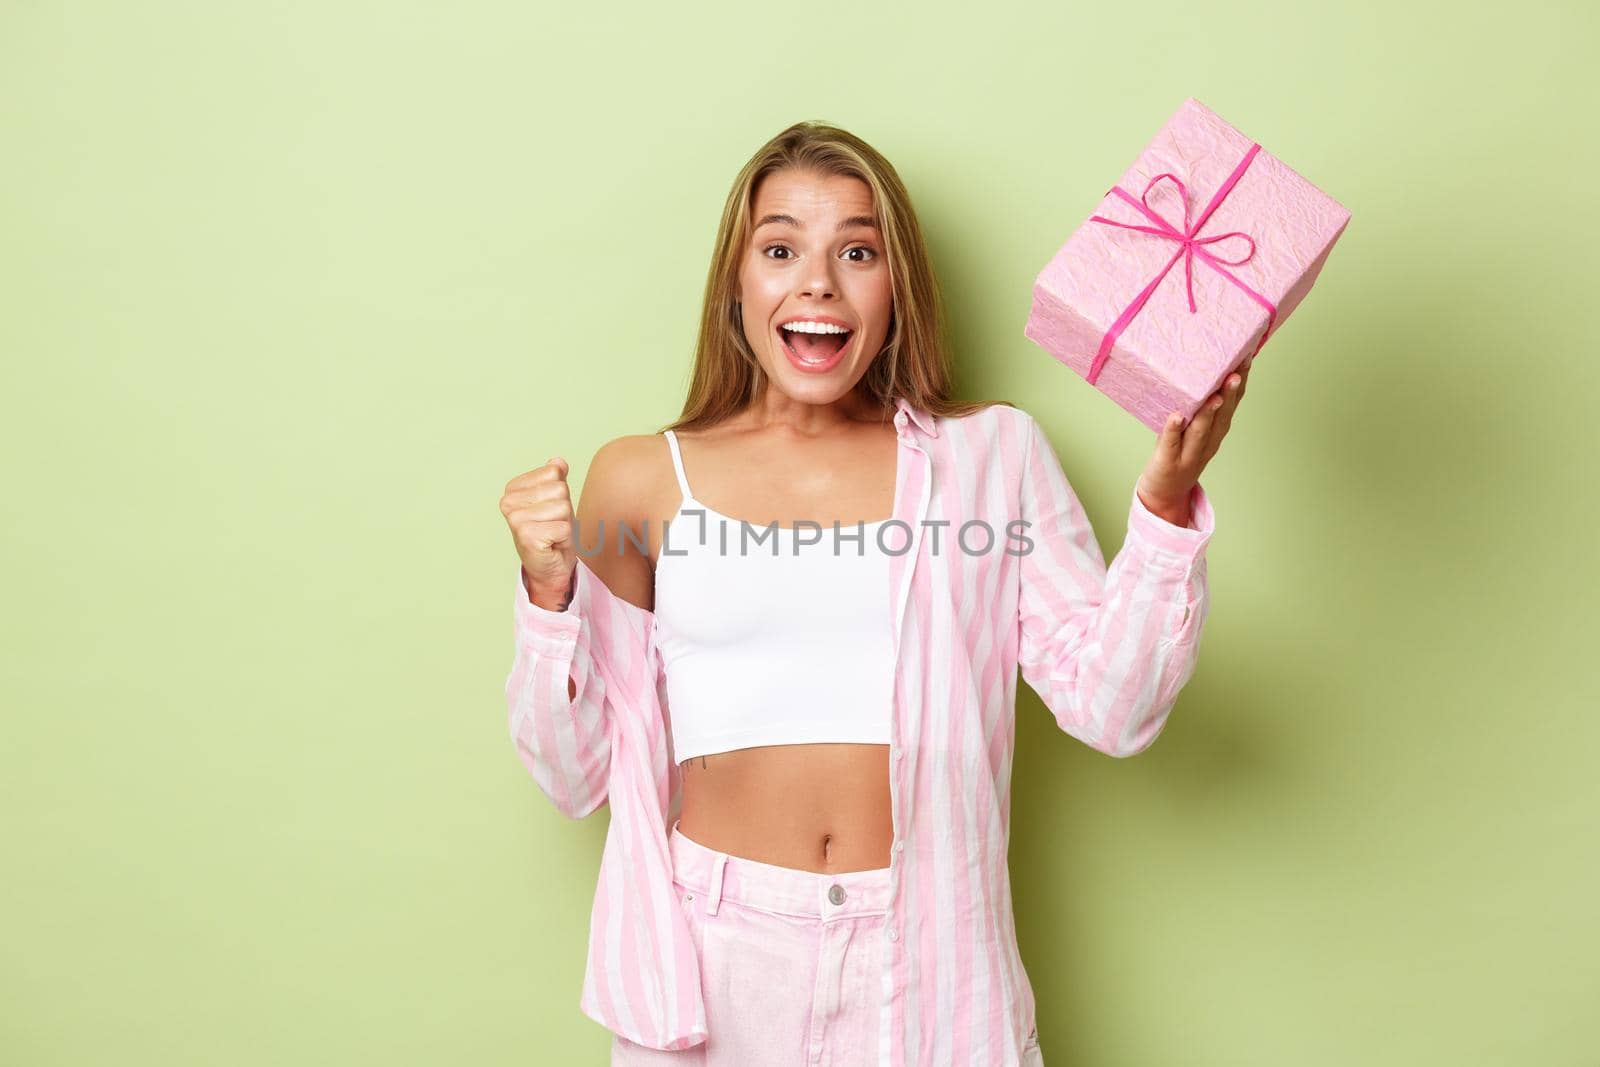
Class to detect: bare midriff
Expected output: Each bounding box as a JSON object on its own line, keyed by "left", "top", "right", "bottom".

{"left": 652, "top": 420, "right": 902, "bottom": 876}
{"left": 675, "top": 743, "right": 894, "bottom": 874}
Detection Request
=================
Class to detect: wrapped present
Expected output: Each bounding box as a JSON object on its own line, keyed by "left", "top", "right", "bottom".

{"left": 1024, "top": 97, "right": 1351, "bottom": 433}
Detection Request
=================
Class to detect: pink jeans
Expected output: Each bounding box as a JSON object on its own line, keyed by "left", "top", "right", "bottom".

{"left": 610, "top": 819, "right": 896, "bottom": 1066}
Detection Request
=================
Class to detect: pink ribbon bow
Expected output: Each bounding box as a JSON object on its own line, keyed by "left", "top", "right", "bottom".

{"left": 1084, "top": 142, "right": 1278, "bottom": 384}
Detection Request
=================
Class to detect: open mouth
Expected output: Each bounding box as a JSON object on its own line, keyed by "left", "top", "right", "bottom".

{"left": 778, "top": 323, "right": 854, "bottom": 364}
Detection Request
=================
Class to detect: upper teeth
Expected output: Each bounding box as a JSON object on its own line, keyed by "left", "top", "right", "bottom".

{"left": 782, "top": 321, "right": 850, "bottom": 335}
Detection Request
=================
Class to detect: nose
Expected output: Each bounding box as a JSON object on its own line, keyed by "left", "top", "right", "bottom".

{"left": 799, "top": 263, "right": 838, "bottom": 300}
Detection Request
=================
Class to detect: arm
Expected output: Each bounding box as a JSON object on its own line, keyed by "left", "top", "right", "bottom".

{"left": 505, "top": 558, "right": 612, "bottom": 819}
{"left": 1015, "top": 412, "right": 1214, "bottom": 757}
{"left": 502, "top": 434, "right": 662, "bottom": 818}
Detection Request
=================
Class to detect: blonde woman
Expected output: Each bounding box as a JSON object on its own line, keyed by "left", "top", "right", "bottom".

{"left": 501, "top": 121, "right": 1247, "bottom": 1066}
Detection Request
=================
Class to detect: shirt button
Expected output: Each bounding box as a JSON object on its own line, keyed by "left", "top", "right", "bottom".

{"left": 828, "top": 884, "right": 846, "bottom": 906}
{"left": 893, "top": 841, "right": 905, "bottom": 853}
{"left": 887, "top": 928, "right": 900, "bottom": 942}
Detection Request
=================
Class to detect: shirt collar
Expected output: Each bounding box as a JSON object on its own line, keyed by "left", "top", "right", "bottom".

{"left": 893, "top": 395, "right": 939, "bottom": 438}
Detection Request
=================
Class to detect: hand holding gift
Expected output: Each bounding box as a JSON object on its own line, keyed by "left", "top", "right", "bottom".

{"left": 1135, "top": 359, "right": 1251, "bottom": 527}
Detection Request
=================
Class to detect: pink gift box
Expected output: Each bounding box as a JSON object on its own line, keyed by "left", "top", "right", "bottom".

{"left": 1024, "top": 97, "right": 1351, "bottom": 433}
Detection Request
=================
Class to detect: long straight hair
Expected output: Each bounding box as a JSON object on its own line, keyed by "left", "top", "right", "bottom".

{"left": 662, "top": 121, "right": 1009, "bottom": 433}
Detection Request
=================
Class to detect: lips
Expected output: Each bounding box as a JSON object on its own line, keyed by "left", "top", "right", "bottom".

{"left": 781, "top": 326, "right": 852, "bottom": 363}
{"left": 777, "top": 324, "right": 854, "bottom": 373}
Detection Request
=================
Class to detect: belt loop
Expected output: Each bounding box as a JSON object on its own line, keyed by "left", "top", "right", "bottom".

{"left": 705, "top": 853, "right": 727, "bottom": 916}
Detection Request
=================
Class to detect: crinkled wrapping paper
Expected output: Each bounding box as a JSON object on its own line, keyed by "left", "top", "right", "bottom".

{"left": 1025, "top": 97, "right": 1351, "bottom": 433}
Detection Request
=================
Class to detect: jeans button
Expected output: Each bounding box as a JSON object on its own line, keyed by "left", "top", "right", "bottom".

{"left": 828, "top": 883, "right": 846, "bottom": 906}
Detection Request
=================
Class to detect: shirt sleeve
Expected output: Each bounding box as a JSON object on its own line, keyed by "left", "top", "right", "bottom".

{"left": 505, "top": 559, "right": 613, "bottom": 818}
{"left": 1015, "top": 412, "right": 1213, "bottom": 757}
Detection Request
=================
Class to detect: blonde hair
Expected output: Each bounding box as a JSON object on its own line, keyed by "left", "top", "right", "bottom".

{"left": 662, "top": 120, "right": 1010, "bottom": 433}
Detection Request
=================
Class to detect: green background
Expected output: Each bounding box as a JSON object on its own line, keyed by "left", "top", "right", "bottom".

{"left": 4, "top": 1, "right": 1596, "bottom": 1064}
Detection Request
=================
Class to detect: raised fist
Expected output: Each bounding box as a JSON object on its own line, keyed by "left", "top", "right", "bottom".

{"left": 501, "top": 457, "right": 577, "bottom": 610}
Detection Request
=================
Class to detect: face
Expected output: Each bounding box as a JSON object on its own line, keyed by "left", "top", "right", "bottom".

{"left": 736, "top": 168, "right": 893, "bottom": 405}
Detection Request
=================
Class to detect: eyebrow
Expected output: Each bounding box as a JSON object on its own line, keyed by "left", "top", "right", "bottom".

{"left": 755, "top": 213, "right": 879, "bottom": 232}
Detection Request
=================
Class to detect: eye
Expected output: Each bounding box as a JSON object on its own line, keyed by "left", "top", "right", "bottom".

{"left": 761, "top": 243, "right": 878, "bottom": 263}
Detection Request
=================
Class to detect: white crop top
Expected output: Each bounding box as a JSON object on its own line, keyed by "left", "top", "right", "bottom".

{"left": 653, "top": 430, "right": 896, "bottom": 763}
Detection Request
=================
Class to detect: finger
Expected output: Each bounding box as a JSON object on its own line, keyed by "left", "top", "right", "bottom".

{"left": 502, "top": 478, "right": 573, "bottom": 510}
{"left": 507, "top": 499, "right": 575, "bottom": 526}
{"left": 1219, "top": 370, "right": 1245, "bottom": 418}
{"left": 524, "top": 524, "right": 572, "bottom": 556}
{"left": 504, "top": 459, "right": 571, "bottom": 493}
{"left": 1206, "top": 374, "right": 1244, "bottom": 454}
{"left": 1158, "top": 411, "right": 1186, "bottom": 454}
{"left": 503, "top": 473, "right": 575, "bottom": 511}
{"left": 523, "top": 457, "right": 569, "bottom": 485}
{"left": 1181, "top": 392, "right": 1222, "bottom": 467}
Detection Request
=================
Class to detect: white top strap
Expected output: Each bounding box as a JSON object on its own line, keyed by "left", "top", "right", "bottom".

{"left": 662, "top": 430, "right": 694, "bottom": 501}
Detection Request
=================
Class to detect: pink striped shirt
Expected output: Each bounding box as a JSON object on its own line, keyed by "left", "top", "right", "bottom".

{"left": 505, "top": 395, "right": 1213, "bottom": 1063}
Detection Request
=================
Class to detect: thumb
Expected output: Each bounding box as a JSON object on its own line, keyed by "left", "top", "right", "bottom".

{"left": 547, "top": 455, "right": 570, "bottom": 478}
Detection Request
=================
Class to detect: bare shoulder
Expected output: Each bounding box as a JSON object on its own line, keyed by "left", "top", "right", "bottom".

{"left": 573, "top": 434, "right": 671, "bottom": 612}
{"left": 580, "top": 434, "right": 665, "bottom": 513}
